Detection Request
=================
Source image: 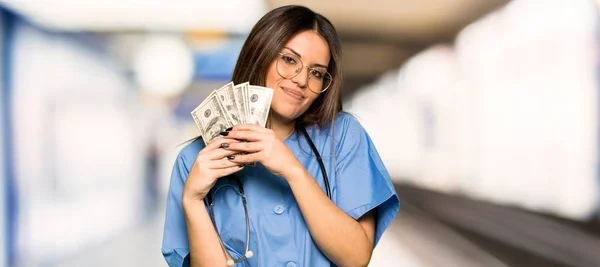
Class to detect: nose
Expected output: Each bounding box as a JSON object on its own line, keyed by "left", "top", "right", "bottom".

{"left": 291, "top": 66, "right": 309, "bottom": 88}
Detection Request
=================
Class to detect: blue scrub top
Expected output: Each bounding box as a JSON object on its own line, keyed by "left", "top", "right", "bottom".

{"left": 162, "top": 112, "right": 400, "bottom": 266}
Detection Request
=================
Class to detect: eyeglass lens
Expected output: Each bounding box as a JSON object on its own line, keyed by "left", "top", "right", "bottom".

{"left": 276, "top": 53, "right": 332, "bottom": 93}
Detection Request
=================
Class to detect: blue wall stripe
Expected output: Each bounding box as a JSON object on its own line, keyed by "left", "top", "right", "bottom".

{"left": 1, "top": 8, "right": 16, "bottom": 267}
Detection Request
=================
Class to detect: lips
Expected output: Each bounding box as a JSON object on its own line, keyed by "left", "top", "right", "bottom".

{"left": 281, "top": 87, "right": 306, "bottom": 100}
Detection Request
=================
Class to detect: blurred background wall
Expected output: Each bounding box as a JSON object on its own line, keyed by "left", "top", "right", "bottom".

{"left": 0, "top": 0, "right": 599, "bottom": 267}
{"left": 346, "top": 0, "right": 600, "bottom": 220}
{"left": 0, "top": 9, "right": 6, "bottom": 267}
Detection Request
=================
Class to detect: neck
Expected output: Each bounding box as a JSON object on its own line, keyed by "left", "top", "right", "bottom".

{"left": 269, "top": 113, "right": 296, "bottom": 141}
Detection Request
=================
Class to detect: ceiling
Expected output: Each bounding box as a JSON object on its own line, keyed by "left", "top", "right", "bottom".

{"left": 268, "top": 0, "right": 510, "bottom": 93}
{"left": 0, "top": 0, "right": 510, "bottom": 93}
{"left": 270, "top": 0, "right": 509, "bottom": 45}
{"left": 0, "top": 0, "right": 269, "bottom": 33}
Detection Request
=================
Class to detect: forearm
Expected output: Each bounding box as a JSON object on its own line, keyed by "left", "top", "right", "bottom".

{"left": 285, "top": 167, "right": 374, "bottom": 267}
{"left": 182, "top": 197, "right": 228, "bottom": 267}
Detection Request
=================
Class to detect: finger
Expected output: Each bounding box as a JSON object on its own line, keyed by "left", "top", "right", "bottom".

{"left": 204, "top": 147, "right": 238, "bottom": 160}
{"left": 231, "top": 124, "right": 271, "bottom": 133}
{"left": 215, "top": 165, "right": 244, "bottom": 178}
{"left": 225, "top": 141, "right": 264, "bottom": 153}
{"left": 227, "top": 152, "right": 261, "bottom": 164}
{"left": 199, "top": 138, "right": 239, "bottom": 156}
{"left": 223, "top": 130, "right": 268, "bottom": 142}
{"left": 208, "top": 157, "right": 244, "bottom": 169}
{"left": 203, "top": 136, "right": 228, "bottom": 150}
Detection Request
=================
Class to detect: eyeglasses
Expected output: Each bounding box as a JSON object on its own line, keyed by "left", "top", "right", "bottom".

{"left": 276, "top": 52, "right": 333, "bottom": 94}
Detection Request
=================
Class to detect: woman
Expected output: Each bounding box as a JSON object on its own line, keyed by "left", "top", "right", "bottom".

{"left": 162, "top": 5, "right": 399, "bottom": 267}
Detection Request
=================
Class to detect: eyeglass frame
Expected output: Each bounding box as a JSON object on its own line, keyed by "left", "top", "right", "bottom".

{"left": 275, "top": 52, "right": 333, "bottom": 94}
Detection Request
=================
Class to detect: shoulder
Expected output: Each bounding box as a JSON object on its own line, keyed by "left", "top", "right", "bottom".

{"left": 333, "top": 111, "right": 359, "bottom": 128}
{"left": 332, "top": 111, "right": 369, "bottom": 143}
{"left": 305, "top": 111, "right": 370, "bottom": 152}
{"left": 174, "top": 137, "right": 205, "bottom": 174}
{"left": 310, "top": 112, "right": 365, "bottom": 136}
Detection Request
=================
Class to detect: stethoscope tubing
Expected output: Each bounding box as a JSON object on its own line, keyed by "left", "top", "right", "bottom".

{"left": 204, "top": 127, "right": 331, "bottom": 265}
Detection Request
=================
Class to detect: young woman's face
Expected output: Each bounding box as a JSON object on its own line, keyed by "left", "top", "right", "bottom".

{"left": 265, "top": 30, "right": 331, "bottom": 123}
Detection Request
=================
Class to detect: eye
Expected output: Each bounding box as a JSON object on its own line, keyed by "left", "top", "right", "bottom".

{"left": 281, "top": 54, "right": 297, "bottom": 65}
{"left": 309, "top": 68, "right": 325, "bottom": 79}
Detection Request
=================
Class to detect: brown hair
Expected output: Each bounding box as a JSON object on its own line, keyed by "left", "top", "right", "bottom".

{"left": 231, "top": 5, "right": 343, "bottom": 129}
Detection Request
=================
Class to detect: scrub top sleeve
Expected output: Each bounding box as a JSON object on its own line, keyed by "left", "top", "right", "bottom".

{"left": 334, "top": 116, "right": 400, "bottom": 246}
{"left": 162, "top": 153, "right": 192, "bottom": 267}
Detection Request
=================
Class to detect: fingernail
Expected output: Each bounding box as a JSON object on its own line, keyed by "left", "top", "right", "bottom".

{"left": 220, "top": 143, "right": 229, "bottom": 149}
{"left": 227, "top": 155, "right": 235, "bottom": 160}
{"left": 220, "top": 131, "right": 229, "bottom": 136}
{"left": 226, "top": 127, "right": 233, "bottom": 131}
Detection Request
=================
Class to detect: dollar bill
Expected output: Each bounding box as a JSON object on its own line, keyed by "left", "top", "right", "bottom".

{"left": 243, "top": 83, "right": 251, "bottom": 122}
{"left": 191, "top": 92, "right": 233, "bottom": 145}
{"left": 233, "top": 82, "right": 250, "bottom": 124}
{"left": 215, "top": 82, "right": 242, "bottom": 125}
{"left": 247, "top": 85, "right": 274, "bottom": 127}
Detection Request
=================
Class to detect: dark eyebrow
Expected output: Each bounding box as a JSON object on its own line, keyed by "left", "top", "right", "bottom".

{"left": 283, "top": 47, "right": 329, "bottom": 69}
{"left": 312, "top": 63, "right": 329, "bottom": 69}
{"left": 283, "top": 47, "right": 302, "bottom": 58}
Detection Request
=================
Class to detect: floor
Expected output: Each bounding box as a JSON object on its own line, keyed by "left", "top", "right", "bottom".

{"left": 52, "top": 201, "right": 507, "bottom": 267}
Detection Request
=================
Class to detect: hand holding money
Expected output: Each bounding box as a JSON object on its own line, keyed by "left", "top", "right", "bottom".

{"left": 191, "top": 82, "right": 274, "bottom": 146}
{"left": 218, "top": 123, "right": 303, "bottom": 177}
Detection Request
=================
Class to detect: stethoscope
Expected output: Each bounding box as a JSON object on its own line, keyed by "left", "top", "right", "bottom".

{"left": 205, "top": 127, "right": 331, "bottom": 266}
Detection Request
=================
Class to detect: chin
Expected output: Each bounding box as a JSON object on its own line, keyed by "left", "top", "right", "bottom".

{"left": 270, "top": 95, "right": 313, "bottom": 122}
{"left": 271, "top": 108, "right": 303, "bottom": 123}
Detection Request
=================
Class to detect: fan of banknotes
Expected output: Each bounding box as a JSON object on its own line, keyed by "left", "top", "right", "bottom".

{"left": 191, "top": 82, "right": 274, "bottom": 146}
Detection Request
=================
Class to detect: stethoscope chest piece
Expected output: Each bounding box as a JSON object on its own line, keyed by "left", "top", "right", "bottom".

{"left": 226, "top": 251, "right": 254, "bottom": 266}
